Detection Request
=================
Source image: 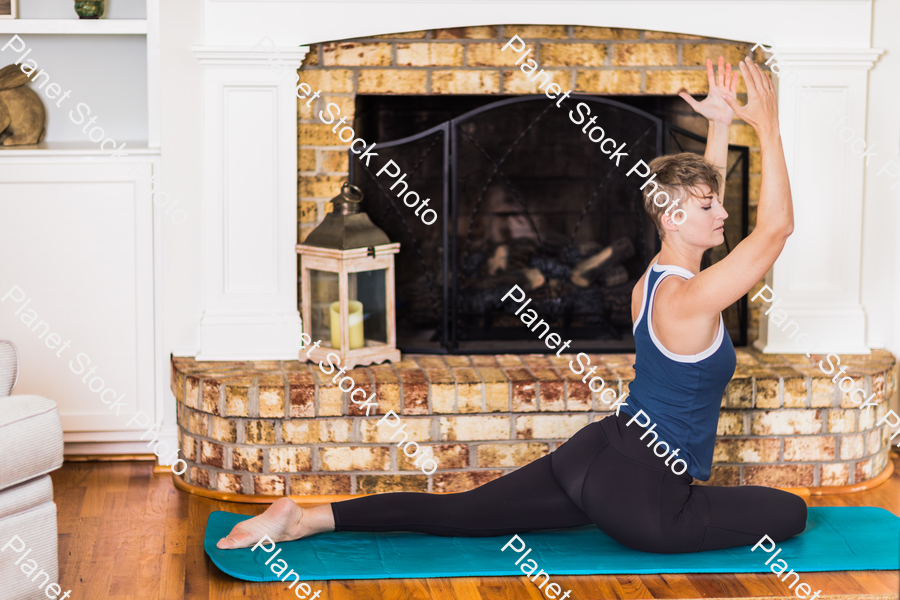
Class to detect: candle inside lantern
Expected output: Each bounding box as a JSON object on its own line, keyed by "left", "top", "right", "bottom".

{"left": 330, "top": 300, "right": 364, "bottom": 350}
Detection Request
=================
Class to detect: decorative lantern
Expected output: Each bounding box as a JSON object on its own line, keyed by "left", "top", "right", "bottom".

{"left": 297, "top": 183, "right": 401, "bottom": 369}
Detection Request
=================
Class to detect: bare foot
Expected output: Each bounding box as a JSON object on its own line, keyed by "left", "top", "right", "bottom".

{"left": 216, "top": 498, "right": 333, "bottom": 550}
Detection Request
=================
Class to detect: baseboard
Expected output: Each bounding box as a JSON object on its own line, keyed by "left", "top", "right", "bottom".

{"left": 64, "top": 441, "right": 163, "bottom": 455}
{"left": 65, "top": 453, "right": 157, "bottom": 462}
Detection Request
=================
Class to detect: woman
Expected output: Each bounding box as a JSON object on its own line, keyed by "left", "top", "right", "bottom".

{"left": 217, "top": 56, "right": 807, "bottom": 554}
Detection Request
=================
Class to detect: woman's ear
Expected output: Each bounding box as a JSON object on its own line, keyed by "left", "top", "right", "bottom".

{"left": 660, "top": 210, "right": 679, "bottom": 232}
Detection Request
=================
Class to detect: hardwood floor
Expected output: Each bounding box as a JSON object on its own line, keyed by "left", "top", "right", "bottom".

{"left": 51, "top": 457, "right": 900, "bottom": 600}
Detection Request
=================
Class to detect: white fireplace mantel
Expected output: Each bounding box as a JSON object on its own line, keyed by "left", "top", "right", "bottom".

{"left": 191, "top": 0, "right": 882, "bottom": 358}
{"left": 192, "top": 45, "right": 308, "bottom": 360}
{"left": 756, "top": 47, "right": 882, "bottom": 354}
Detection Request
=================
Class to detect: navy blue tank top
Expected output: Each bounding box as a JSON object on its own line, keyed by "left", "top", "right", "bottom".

{"left": 621, "top": 261, "right": 736, "bottom": 480}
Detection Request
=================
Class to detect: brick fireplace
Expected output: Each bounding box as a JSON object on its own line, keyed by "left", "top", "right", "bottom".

{"left": 177, "top": 23, "right": 897, "bottom": 497}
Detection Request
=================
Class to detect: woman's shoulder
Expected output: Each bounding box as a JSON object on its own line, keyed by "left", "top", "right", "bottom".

{"left": 631, "top": 261, "right": 656, "bottom": 322}
{"left": 631, "top": 274, "right": 644, "bottom": 323}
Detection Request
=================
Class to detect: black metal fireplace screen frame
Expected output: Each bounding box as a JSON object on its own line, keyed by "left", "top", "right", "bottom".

{"left": 347, "top": 95, "right": 749, "bottom": 354}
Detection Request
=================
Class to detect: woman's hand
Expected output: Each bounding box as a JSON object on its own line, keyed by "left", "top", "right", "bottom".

{"left": 720, "top": 57, "right": 780, "bottom": 138}
{"left": 678, "top": 56, "right": 737, "bottom": 125}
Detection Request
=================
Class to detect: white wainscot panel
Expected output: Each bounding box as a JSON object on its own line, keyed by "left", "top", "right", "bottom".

{"left": 789, "top": 89, "right": 849, "bottom": 296}
{"left": 0, "top": 163, "right": 155, "bottom": 438}
{"left": 224, "top": 86, "right": 277, "bottom": 296}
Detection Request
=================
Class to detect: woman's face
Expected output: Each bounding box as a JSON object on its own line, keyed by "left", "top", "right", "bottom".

{"left": 664, "top": 183, "right": 728, "bottom": 248}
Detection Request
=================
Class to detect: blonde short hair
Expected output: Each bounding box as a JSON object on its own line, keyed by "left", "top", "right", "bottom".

{"left": 641, "top": 153, "right": 720, "bottom": 239}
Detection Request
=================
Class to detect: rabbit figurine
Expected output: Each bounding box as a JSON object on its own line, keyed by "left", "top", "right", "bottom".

{"left": 0, "top": 64, "right": 47, "bottom": 146}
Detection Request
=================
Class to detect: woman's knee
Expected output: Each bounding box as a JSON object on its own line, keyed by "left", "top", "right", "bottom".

{"left": 773, "top": 492, "right": 808, "bottom": 540}
{"left": 548, "top": 422, "right": 607, "bottom": 505}
{"left": 787, "top": 493, "right": 808, "bottom": 536}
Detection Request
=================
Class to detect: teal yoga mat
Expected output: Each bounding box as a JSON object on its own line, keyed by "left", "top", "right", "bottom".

{"left": 205, "top": 507, "right": 900, "bottom": 581}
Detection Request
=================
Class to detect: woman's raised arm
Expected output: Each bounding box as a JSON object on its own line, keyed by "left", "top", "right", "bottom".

{"left": 678, "top": 56, "right": 736, "bottom": 200}
{"left": 679, "top": 57, "right": 794, "bottom": 317}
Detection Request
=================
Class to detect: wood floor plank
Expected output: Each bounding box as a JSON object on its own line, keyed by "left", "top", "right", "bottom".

{"left": 134, "top": 517, "right": 167, "bottom": 600}
{"left": 158, "top": 553, "right": 185, "bottom": 600}
{"left": 379, "top": 576, "right": 434, "bottom": 600}
{"left": 639, "top": 573, "right": 704, "bottom": 599}
{"left": 208, "top": 559, "right": 258, "bottom": 600}
{"left": 849, "top": 570, "right": 900, "bottom": 595}
{"left": 468, "top": 577, "right": 530, "bottom": 600}
{"left": 71, "top": 516, "right": 105, "bottom": 600}
{"left": 730, "top": 573, "right": 790, "bottom": 598}
{"left": 450, "top": 576, "right": 488, "bottom": 600}
{"left": 79, "top": 473, "right": 109, "bottom": 519}
{"left": 56, "top": 532, "right": 76, "bottom": 597}
{"left": 53, "top": 457, "right": 900, "bottom": 599}
{"left": 805, "top": 572, "right": 868, "bottom": 597}
{"left": 183, "top": 497, "right": 211, "bottom": 600}
{"left": 165, "top": 516, "right": 187, "bottom": 556}
{"left": 53, "top": 462, "right": 92, "bottom": 489}
{"left": 549, "top": 576, "right": 599, "bottom": 600}
{"left": 328, "top": 579, "right": 385, "bottom": 600}
{"left": 612, "top": 573, "right": 654, "bottom": 598}
{"left": 91, "top": 518, "right": 139, "bottom": 598}
{"left": 58, "top": 524, "right": 89, "bottom": 599}
{"left": 426, "top": 576, "right": 483, "bottom": 600}
{"left": 844, "top": 573, "right": 890, "bottom": 596}
{"left": 565, "top": 577, "right": 619, "bottom": 600}
{"left": 56, "top": 485, "right": 86, "bottom": 535}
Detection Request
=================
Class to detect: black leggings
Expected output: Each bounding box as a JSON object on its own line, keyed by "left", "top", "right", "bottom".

{"left": 330, "top": 412, "right": 808, "bottom": 553}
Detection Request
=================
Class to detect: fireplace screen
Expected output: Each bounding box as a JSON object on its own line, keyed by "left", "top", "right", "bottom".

{"left": 349, "top": 95, "right": 748, "bottom": 354}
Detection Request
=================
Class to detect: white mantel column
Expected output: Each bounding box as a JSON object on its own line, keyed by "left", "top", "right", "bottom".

{"left": 192, "top": 45, "right": 308, "bottom": 360}
{"left": 756, "top": 48, "right": 883, "bottom": 355}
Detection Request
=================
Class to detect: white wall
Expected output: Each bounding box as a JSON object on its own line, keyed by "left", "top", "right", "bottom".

{"left": 160, "top": 0, "right": 204, "bottom": 360}
{"left": 0, "top": 34, "right": 148, "bottom": 142}
{"left": 869, "top": 0, "right": 900, "bottom": 416}
{"left": 199, "top": 0, "right": 875, "bottom": 47}
{"left": 19, "top": 0, "right": 146, "bottom": 19}
{"left": 867, "top": 0, "right": 900, "bottom": 356}
{"left": 155, "top": 0, "right": 204, "bottom": 454}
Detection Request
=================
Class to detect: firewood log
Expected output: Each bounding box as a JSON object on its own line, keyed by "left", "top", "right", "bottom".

{"left": 570, "top": 237, "right": 634, "bottom": 287}
{"left": 603, "top": 265, "right": 629, "bottom": 287}
{"left": 487, "top": 245, "right": 508, "bottom": 275}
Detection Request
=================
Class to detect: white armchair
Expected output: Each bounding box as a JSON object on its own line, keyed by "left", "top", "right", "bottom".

{"left": 0, "top": 341, "right": 65, "bottom": 600}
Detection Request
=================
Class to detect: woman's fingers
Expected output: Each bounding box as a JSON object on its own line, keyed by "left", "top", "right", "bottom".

{"left": 756, "top": 62, "right": 775, "bottom": 94}
{"left": 706, "top": 58, "right": 716, "bottom": 90}
{"left": 747, "top": 60, "right": 765, "bottom": 89}
{"left": 739, "top": 58, "right": 760, "bottom": 100}
{"left": 749, "top": 58, "right": 771, "bottom": 96}
{"left": 720, "top": 91, "right": 745, "bottom": 119}
{"left": 678, "top": 90, "right": 702, "bottom": 111}
{"left": 717, "top": 56, "right": 726, "bottom": 88}
{"left": 747, "top": 61, "right": 775, "bottom": 108}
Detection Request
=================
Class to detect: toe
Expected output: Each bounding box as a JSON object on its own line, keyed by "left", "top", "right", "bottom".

{"left": 217, "top": 525, "right": 256, "bottom": 550}
{"left": 216, "top": 536, "right": 235, "bottom": 549}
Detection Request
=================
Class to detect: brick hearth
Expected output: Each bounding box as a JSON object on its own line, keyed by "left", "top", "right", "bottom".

{"left": 172, "top": 349, "right": 897, "bottom": 495}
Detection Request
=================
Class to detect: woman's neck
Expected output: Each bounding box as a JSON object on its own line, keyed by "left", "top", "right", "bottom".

{"left": 657, "top": 243, "right": 705, "bottom": 276}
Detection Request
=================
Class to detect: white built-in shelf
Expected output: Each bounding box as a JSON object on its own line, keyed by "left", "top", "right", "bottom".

{"left": 0, "top": 19, "right": 147, "bottom": 35}
{"left": 0, "top": 141, "right": 157, "bottom": 157}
